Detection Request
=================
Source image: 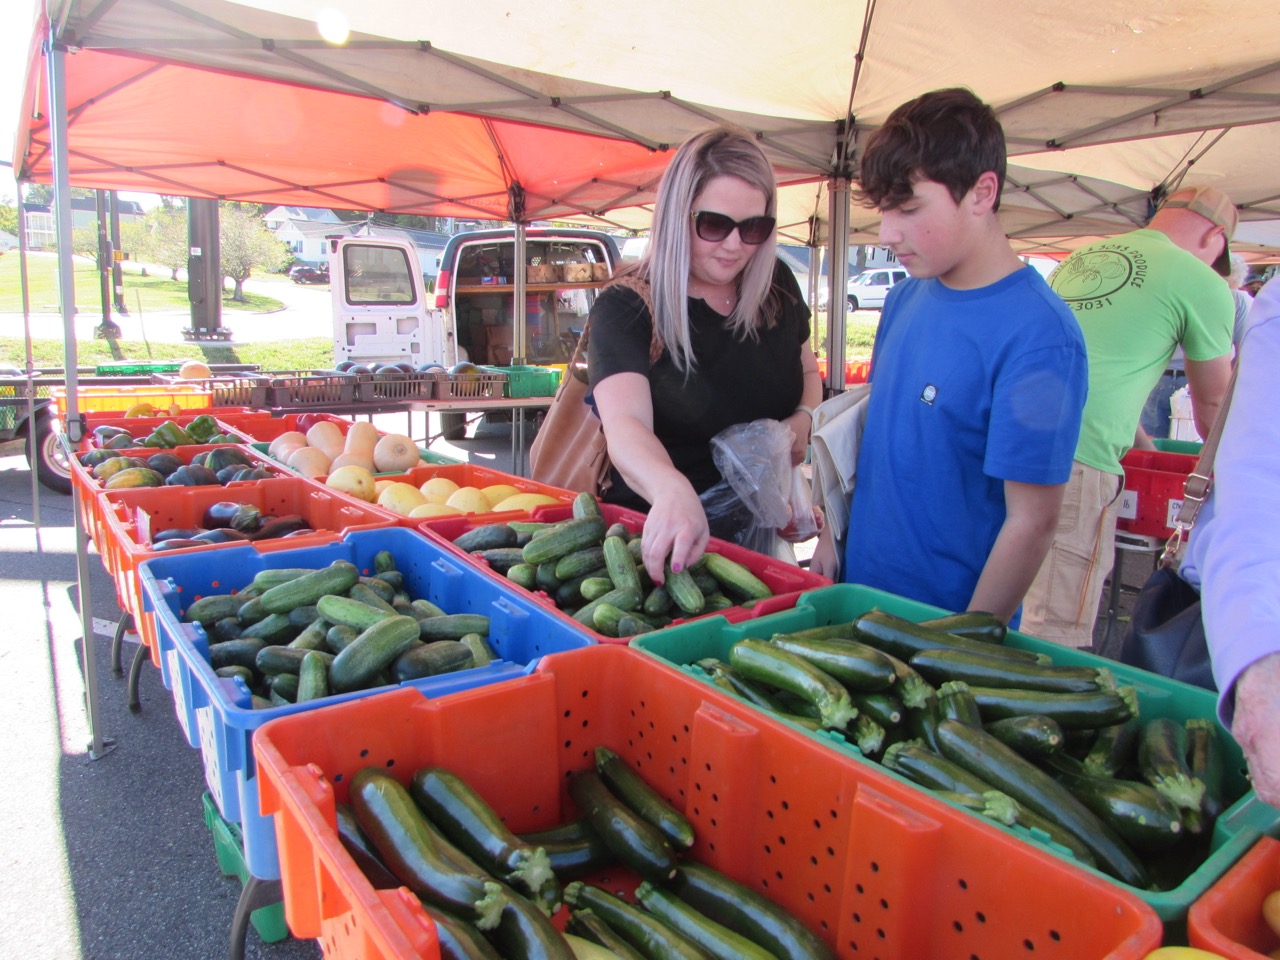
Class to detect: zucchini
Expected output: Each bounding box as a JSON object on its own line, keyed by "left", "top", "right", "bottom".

{"left": 882, "top": 740, "right": 1003, "bottom": 800}
{"left": 453, "top": 523, "right": 519, "bottom": 553}
{"left": 848, "top": 714, "right": 886, "bottom": 757}
{"left": 602, "top": 535, "right": 643, "bottom": 598}
{"left": 1185, "top": 718, "right": 1226, "bottom": 834}
{"left": 666, "top": 860, "right": 834, "bottom": 960}
{"left": 519, "top": 819, "right": 599, "bottom": 845}
{"left": 968, "top": 685, "right": 1137, "bottom": 730}
{"left": 909, "top": 646, "right": 1102, "bottom": 694}
{"left": 485, "top": 890, "right": 574, "bottom": 960}
{"left": 633, "top": 881, "right": 777, "bottom": 960}
{"left": 700, "top": 552, "right": 771, "bottom": 601}
{"left": 329, "top": 615, "right": 422, "bottom": 692}
{"left": 904, "top": 684, "right": 942, "bottom": 751}
{"left": 936, "top": 680, "right": 983, "bottom": 726}
{"left": 1084, "top": 716, "right": 1141, "bottom": 779}
{"left": 566, "top": 909, "right": 648, "bottom": 960}
{"left": 562, "top": 882, "right": 709, "bottom": 960}
{"left": 295, "top": 650, "right": 330, "bottom": 702}
{"left": 852, "top": 609, "right": 1043, "bottom": 663}
{"left": 664, "top": 562, "right": 705, "bottom": 615}
{"left": 849, "top": 690, "right": 905, "bottom": 728}
{"left": 594, "top": 746, "right": 694, "bottom": 850}
{"left": 259, "top": 560, "right": 360, "bottom": 614}
{"left": 696, "top": 659, "right": 787, "bottom": 713}
{"left": 931, "top": 789, "right": 1022, "bottom": 827}
{"left": 392, "top": 641, "right": 474, "bottom": 683}
{"left": 983, "top": 714, "right": 1064, "bottom": 758}
{"left": 729, "top": 639, "right": 856, "bottom": 730}
{"left": 538, "top": 831, "right": 616, "bottom": 881}
{"left": 768, "top": 635, "right": 897, "bottom": 692}
{"left": 918, "top": 610, "right": 1008, "bottom": 644}
{"left": 418, "top": 900, "right": 504, "bottom": 959}
{"left": 1138, "top": 717, "right": 1205, "bottom": 813}
{"left": 522, "top": 516, "right": 607, "bottom": 566}
{"left": 418, "top": 614, "right": 491, "bottom": 641}
{"left": 567, "top": 770, "right": 677, "bottom": 882}
{"left": 334, "top": 801, "right": 401, "bottom": 890}
{"left": 935, "top": 719, "right": 1149, "bottom": 887}
{"left": 411, "top": 767, "right": 557, "bottom": 901}
{"left": 349, "top": 767, "right": 508, "bottom": 930}
{"left": 1042, "top": 754, "right": 1184, "bottom": 852}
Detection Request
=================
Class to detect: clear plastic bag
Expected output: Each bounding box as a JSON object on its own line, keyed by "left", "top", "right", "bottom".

{"left": 699, "top": 418, "right": 816, "bottom": 562}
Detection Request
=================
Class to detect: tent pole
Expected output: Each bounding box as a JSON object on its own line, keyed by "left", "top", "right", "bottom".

{"left": 827, "top": 176, "right": 851, "bottom": 394}
{"left": 17, "top": 182, "right": 41, "bottom": 533}
{"left": 48, "top": 37, "right": 112, "bottom": 760}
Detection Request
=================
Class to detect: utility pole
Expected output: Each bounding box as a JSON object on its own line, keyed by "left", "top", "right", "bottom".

{"left": 94, "top": 189, "right": 122, "bottom": 339}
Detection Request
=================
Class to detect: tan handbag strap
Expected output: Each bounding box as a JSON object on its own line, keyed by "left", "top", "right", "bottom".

{"left": 570, "top": 275, "right": 662, "bottom": 383}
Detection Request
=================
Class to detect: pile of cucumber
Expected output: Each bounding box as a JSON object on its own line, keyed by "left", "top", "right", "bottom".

{"left": 452, "top": 493, "right": 774, "bottom": 637}
{"left": 698, "top": 609, "right": 1230, "bottom": 891}
{"left": 180, "top": 551, "right": 495, "bottom": 708}
{"left": 340, "top": 746, "right": 834, "bottom": 960}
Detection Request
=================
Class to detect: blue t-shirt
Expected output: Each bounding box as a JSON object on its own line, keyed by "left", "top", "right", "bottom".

{"left": 842, "top": 266, "right": 1088, "bottom": 620}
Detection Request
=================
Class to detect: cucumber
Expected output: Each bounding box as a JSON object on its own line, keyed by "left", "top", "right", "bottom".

{"left": 506, "top": 563, "right": 538, "bottom": 591}
{"left": 567, "top": 770, "right": 677, "bottom": 882}
{"left": 571, "top": 491, "right": 603, "bottom": 519}
{"left": 556, "top": 545, "right": 609, "bottom": 582}
{"left": 417, "top": 900, "right": 504, "bottom": 959}
{"left": 642, "top": 585, "right": 673, "bottom": 617}
{"left": 269, "top": 672, "right": 298, "bottom": 702}
{"left": 349, "top": 767, "right": 508, "bottom": 930}
{"left": 210, "top": 617, "right": 244, "bottom": 644}
{"left": 666, "top": 860, "right": 835, "bottom": 960}
{"left": 411, "top": 598, "right": 448, "bottom": 620}
{"left": 522, "top": 516, "right": 607, "bottom": 566}
{"left": 591, "top": 603, "right": 627, "bottom": 637}
{"left": 579, "top": 577, "right": 616, "bottom": 602}
{"left": 477, "top": 548, "right": 529, "bottom": 574}
{"left": 334, "top": 802, "right": 401, "bottom": 890}
{"left": 935, "top": 719, "right": 1149, "bottom": 887}
{"left": 1042, "top": 754, "right": 1184, "bottom": 853}
{"left": 236, "top": 596, "right": 269, "bottom": 626}
{"left": 566, "top": 909, "right": 648, "bottom": 960}
{"left": 326, "top": 623, "right": 360, "bottom": 653}
{"left": 485, "top": 890, "right": 574, "bottom": 960}
{"left": 373, "top": 550, "right": 397, "bottom": 573}
{"left": 983, "top": 715, "right": 1064, "bottom": 758}
{"left": 392, "top": 640, "right": 474, "bottom": 682}
{"left": 701, "top": 552, "right": 771, "bottom": 601}
{"left": 209, "top": 638, "right": 266, "bottom": 672}
{"left": 453, "top": 523, "right": 519, "bottom": 553}
{"left": 852, "top": 609, "right": 1043, "bottom": 663}
{"left": 185, "top": 594, "right": 244, "bottom": 625}
{"left": 296, "top": 650, "right": 330, "bottom": 702}
{"left": 459, "top": 633, "right": 496, "bottom": 667}
{"left": 358, "top": 575, "right": 397, "bottom": 604}
{"left": 1084, "top": 716, "right": 1141, "bottom": 779}
{"left": 348, "top": 581, "right": 398, "bottom": 615}
{"left": 768, "top": 635, "right": 897, "bottom": 692}
{"left": 238, "top": 612, "right": 296, "bottom": 644}
{"left": 917, "top": 610, "right": 1008, "bottom": 644}
{"left": 602, "top": 535, "right": 643, "bottom": 597}
{"left": 250, "top": 567, "right": 316, "bottom": 591}
{"left": 256, "top": 645, "right": 334, "bottom": 676}
{"left": 418, "top": 614, "right": 491, "bottom": 641}
{"left": 1185, "top": 718, "right": 1226, "bottom": 834}
{"left": 729, "top": 639, "right": 855, "bottom": 730}
{"left": 411, "top": 767, "right": 557, "bottom": 901}
{"left": 557, "top": 568, "right": 612, "bottom": 608}
{"left": 1138, "top": 717, "right": 1205, "bottom": 813}
{"left": 562, "top": 882, "right": 709, "bottom": 960}
{"left": 259, "top": 560, "right": 360, "bottom": 613}
{"left": 214, "top": 664, "right": 255, "bottom": 688}
{"left": 909, "top": 646, "right": 1103, "bottom": 694}
{"left": 288, "top": 617, "right": 331, "bottom": 651}
{"left": 633, "top": 881, "right": 777, "bottom": 960}
{"left": 329, "top": 615, "right": 422, "bottom": 692}
{"left": 664, "top": 562, "right": 705, "bottom": 615}
{"left": 571, "top": 588, "right": 641, "bottom": 628}
{"left": 594, "top": 746, "right": 694, "bottom": 850}
{"left": 617, "top": 615, "right": 656, "bottom": 637}
{"left": 967, "top": 685, "right": 1137, "bottom": 730}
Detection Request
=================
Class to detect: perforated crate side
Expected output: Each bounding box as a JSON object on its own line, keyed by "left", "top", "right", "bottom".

{"left": 266, "top": 373, "right": 358, "bottom": 406}
{"left": 431, "top": 372, "right": 506, "bottom": 401}
{"left": 358, "top": 371, "right": 437, "bottom": 401}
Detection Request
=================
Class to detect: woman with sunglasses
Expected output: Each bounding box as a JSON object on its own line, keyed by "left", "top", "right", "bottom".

{"left": 589, "top": 126, "right": 822, "bottom": 585}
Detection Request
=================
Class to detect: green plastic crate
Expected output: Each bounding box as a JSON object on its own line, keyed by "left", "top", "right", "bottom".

{"left": 484, "top": 364, "right": 560, "bottom": 398}
{"left": 632, "top": 582, "right": 1280, "bottom": 927}
{"left": 1154, "top": 437, "right": 1204, "bottom": 456}
{"left": 200, "top": 793, "right": 288, "bottom": 943}
{"left": 94, "top": 360, "right": 183, "bottom": 376}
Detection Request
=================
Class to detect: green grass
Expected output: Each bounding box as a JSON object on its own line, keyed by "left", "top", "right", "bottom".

{"left": 0, "top": 337, "right": 332, "bottom": 371}
{"left": 811, "top": 308, "right": 879, "bottom": 362}
{"left": 0, "top": 252, "right": 283, "bottom": 314}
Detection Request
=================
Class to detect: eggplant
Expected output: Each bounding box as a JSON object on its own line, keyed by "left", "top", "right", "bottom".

{"left": 231, "top": 467, "right": 273, "bottom": 482}
{"left": 215, "top": 465, "right": 247, "bottom": 485}
{"left": 151, "top": 526, "right": 208, "bottom": 543}
{"left": 202, "top": 501, "right": 261, "bottom": 530}
{"left": 248, "top": 515, "right": 312, "bottom": 541}
{"left": 192, "top": 528, "right": 253, "bottom": 544}
{"left": 147, "top": 453, "right": 186, "bottom": 477}
{"left": 151, "top": 538, "right": 206, "bottom": 551}
{"left": 205, "top": 447, "right": 254, "bottom": 473}
{"left": 167, "top": 464, "right": 220, "bottom": 487}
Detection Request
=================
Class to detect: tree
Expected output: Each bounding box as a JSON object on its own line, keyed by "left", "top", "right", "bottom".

{"left": 219, "top": 202, "right": 289, "bottom": 301}
{"left": 72, "top": 225, "right": 101, "bottom": 267}
{"left": 23, "top": 184, "right": 95, "bottom": 205}
{"left": 140, "top": 207, "right": 190, "bottom": 279}
{"left": 0, "top": 197, "right": 17, "bottom": 238}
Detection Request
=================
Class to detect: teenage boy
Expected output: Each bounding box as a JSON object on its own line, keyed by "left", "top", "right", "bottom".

{"left": 810, "top": 87, "right": 1088, "bottom": 626}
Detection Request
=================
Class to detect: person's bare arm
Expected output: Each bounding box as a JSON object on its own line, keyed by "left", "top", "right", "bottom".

{"left": 968, "top": 480, "right": 1066, "bottom": 623}
{"left": 779, "top": 341, "right": 824, "bottom": 465}
{"left": 1184, "top": 354, "right": 1233, "bottom": 440}
{"left": 1231, "top": 652, "right": 1280, "bottom": 806}
{"left": 592, "top": 371, "right": 709, "bottom": 583}
{"left": 1133, "top": 425, "right": 1157, "bottom": 451}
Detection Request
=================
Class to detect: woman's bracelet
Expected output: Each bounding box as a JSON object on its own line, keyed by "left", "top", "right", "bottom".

{"left": 793, "top": 404, "right": 816, "bottom": 420}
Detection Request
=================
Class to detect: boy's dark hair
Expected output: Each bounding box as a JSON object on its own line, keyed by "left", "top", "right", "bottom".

{"left": 855, "top": 87, "right": 1006, "bottom": 212}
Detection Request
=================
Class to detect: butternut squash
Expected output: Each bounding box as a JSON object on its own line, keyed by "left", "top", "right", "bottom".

{"left": 268, "top": 430, "right": 308, "bottom": 460}
{"left": 373, "top": 433, "right": 420, "bottom": 473}
{"left": 329, "top": 451, "right": 376, "bottom": 473}
{"left": 344, "top": 421, "right": 379, "bottom": 462}
{"left": 305, "top": 421, "right": 346, "bottom": 460}
{"left": 287, "top": 445, "right": 331, "bottom": 479}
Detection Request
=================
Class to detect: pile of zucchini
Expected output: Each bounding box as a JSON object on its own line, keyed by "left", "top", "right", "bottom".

{"left": 339, "top": 746, "right": 834, "bottom": 960}
{"left": 452, "top": 493, "right": 774, "bottom": 637}
{"left": 180, "top": 551, "right": 496, "bottom": 708}
{"left": 696, "top": 609, "right": 1230, "bottom": 891}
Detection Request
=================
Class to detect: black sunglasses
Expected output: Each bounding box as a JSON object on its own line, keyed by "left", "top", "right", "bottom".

{"left": 691, "top": 210, "right": 776, "bottom": 245}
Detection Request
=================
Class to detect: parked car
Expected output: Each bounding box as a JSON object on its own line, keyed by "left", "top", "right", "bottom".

{"left": 289, "top": 263, "right": 329, "bottom": 284}
{"left": 847, "top": 267, "right": 907, "bottom": 310}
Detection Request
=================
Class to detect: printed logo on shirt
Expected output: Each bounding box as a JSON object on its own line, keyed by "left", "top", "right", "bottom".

{"left": 920, "top": 384, "right": 938, "bottom": 405}
{"left": 1051, "top": 247, "right": 1146, "bottom": 310}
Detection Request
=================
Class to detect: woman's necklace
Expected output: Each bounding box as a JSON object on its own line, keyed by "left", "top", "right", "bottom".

{"left": 689, "top": 281, "right": 735, "bottom": 310}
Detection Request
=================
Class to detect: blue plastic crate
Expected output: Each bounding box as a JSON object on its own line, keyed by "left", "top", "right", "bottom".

{"left": 633, "top": 582, "right": 1280, "bottom": 926}
{"left": 138, "top": 526, "right": 594, "bottom": 880}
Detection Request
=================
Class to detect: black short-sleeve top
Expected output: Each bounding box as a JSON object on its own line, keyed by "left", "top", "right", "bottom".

{"left": 587, "top": 258, "right": 812, "bottom": 511}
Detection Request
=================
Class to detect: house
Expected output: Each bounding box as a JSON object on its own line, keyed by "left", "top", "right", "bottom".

{"left": 261, "top": 205, "right": 342, "bottom": 230}
{"left": 0, "top": 231, "right": 18, "bottom": 251}
{"left": 20, "top": 197, "right": 146, "bottom": 250}
{"left": 272, "top": 217, "right": 360, "bottom": 266}
{"left": 352, "top": 222, "right": 450, "bottom": 282}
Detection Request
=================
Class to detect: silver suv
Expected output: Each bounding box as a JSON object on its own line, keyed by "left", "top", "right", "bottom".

{"left": 847, "top": 268, "right": 907, "bottom": 310}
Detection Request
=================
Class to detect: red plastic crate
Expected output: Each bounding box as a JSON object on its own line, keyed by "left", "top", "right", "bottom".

{"left": 75, "top": 410, "right": 268, "bottom": 452}
{"left": 1116, "top": 449, "right": 1200, "bottom": 538}
{"left": 418, "top": 501, "right": 831, "bottom": 644}
{"left": 98, "top": 476, "right": 396, "bottom": 664}
{"left": 254, "top": 644, "right": 1162, "bottom": 960}
{"left": 314, "top": 462, "right": 576, "bottom": 526}
{"left": 1189, "top": 836, "right": 1280, "bottom": 958}
{"left": 228, "top": 412, "right": 357, "bottom": 445}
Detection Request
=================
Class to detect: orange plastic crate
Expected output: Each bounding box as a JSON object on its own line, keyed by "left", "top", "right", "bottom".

{"left": 1116, "top": 449, "right": 1200, "bottom": 539}
{"left": 1188, "top": 836, "right": 1280, "bottom": 958}
{"left": 228, "top": 412, "right": 356, "bottom": 445}
{"left": 98, "top": 476, "right": 396, "bottom": 664}
{"left": 254, "top": 645, "right": 1162, "bottom": 960}
{"left": 75, "top": 411, "right": 268, "bottom": 453}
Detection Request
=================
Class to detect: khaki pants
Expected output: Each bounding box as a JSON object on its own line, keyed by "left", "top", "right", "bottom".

{"left": 1020, "top": 462, "right": 1123, "bottom": 648}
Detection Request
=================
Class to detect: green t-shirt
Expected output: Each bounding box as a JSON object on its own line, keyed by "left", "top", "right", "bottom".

{"left": 1050, "top": 228, "right": 1233, "bottom": 474}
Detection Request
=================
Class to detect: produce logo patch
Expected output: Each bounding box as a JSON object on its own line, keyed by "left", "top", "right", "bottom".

{"left": 1052, "top": 248, "right": 1142, "bottom": 303}
{"left": 920, "top": 384, "right": 938, "bottom": 406}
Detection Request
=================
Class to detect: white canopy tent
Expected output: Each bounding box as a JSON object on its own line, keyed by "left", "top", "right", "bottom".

{"left": 13, "top": 0, "right": 1280, "bottom": 752}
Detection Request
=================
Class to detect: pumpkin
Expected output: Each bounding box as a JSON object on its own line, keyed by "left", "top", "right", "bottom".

{"left": 178, "top": 360, "right": 212, "bottom": 379}
{"left": 373, "top": 433, "right": 420, "bottom": 473}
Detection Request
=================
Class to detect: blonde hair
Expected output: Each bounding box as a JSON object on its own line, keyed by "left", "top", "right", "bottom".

{"left": 628, "top": 126, "right": 778, "bottom": 372}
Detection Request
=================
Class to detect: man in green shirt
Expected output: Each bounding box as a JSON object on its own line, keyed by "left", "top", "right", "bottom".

{"left": 1020, "top": 186, "right": 1236, "bottom": 648}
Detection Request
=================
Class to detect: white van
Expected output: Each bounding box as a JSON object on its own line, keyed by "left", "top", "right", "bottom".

{"left": 847, "top": 267, "right": 908, "bottom": 311}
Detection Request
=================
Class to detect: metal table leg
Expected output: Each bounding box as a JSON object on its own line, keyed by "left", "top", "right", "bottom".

{"left": 126, "top": 641, "right": 148, "bottom": 713}
{"left": 110, "top": 613, "right": 134, "bottom": 676}
{"left": 228, "top": 876, "right": 284, "bottom": 960}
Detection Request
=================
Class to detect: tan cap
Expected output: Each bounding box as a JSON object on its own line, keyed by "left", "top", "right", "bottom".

{"left": 1161, "top": 186, "right": 1238, "bottom": 276}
